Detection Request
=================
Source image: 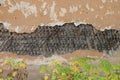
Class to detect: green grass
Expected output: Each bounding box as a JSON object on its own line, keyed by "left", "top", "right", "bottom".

{"left": 40, "top": 56, "right": 120, "bottom": 80}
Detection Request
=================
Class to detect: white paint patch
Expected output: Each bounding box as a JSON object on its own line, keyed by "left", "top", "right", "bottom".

{"left": 106, "top": 26, "right": 112, "bottom": 30}
{"left": 100, "top": 28, "right": 105, "bottom": 31}
{"left": 86, "top": 4, "right": 90, "bottom": 10}
{"left": 41, "top": 2, "right": 48, "bottom": 15}
{"left": 0, "top": 0, "right": 7, "bottom": 5}
{"left": 74, "top": 21, "right": 87, "bottom": 26}
{"left": 14, "top": 26, "right": 32, "bottom": 33}
{"left": 26, "top": 55, "right": 67, "bottom": 65}
{"left": 47, "top": 21, "right": 65, "bottom": 26}
{"left": 105, "top": 10, "right": 114, "bottom": 15}
{"left": 99, "top": 5, "right": 104, "bottom": 9}
{"left": 50, "top": 1, "right": 57, "bottom": 21}
{"left": 15, "top": 26, "right": 21, "bottom": 33}
{"left": 101, "top": 0, "right": 106, "bottom": 3}
{"left": 59, "top": 8, "right": 67, "bottom": 17}
{"left": 7, "top": 0, "right": 14, "bottom": 6}
{"left": 39, "top": 21, "right": 87, "bottom": 27}
{"left": 2, "top": 22, "right": 11, "bottom": 29}
{"left": 40, "top": 23, "right": 45, "bottom": 26}
{"left": 43, "top": 9, "right": 47, "bottom": 15}
{"left": 39, "top": 21, "right": 65, "bottom": 26}
{"left": 69, "top": 6, "right": 78, "bottom": 13}
{"left": 100, "top": 26, "right": 112, "bottom": 31}
{"left": 86, "top": 4, "right": 94, "bottom": 11}
{"left": 31, "top": 26, "right": 36, "bottom": 31}
{"left": 8, "top": 1, "right": 37, "bottom": 18}
{"left": 41, "top": 2, "right": 47, "bottom": 9}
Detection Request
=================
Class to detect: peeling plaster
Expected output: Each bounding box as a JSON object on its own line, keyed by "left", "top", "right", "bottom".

{"left": 105, "top": 10, "right": 114, "bottom": 15}
{"left": 101, "top": 0, "right": 106, "bottom": 3}
{"left": 2, "top": 22, "right": 11, "bottom": 29}
{"left": 86, "top": 4, "right": 90, "bottom": 10}
{"left": 8, "top": 1, "right": 37, "bottom": 18}
{"left": 59, "top": 8, "right": 67, "bottom": 17}
{"left": 0, "top": 0, "right": 7, "bottom": 5}
{"left": 41, "top": 2, "right": 47, "bottom": 9}
{"left": 15, "top": 26, "right": 21, "bottom": 33}
{"left": 69, "top": 6, "right": 78, "bottom": 13}
{"left": 49, "top": 1, "right": 57, "bottom": 21}
{"left": 100, "top": 26, "right": 112, "bottom": 31}
{"left": 99, "top": 5, "right": 104, "bottom": 9}
{"left": 0, "top": 0, "right": 120, "bottom": 33}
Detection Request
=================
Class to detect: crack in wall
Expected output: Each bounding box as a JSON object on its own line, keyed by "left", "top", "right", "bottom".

{"left": 0, "top": 23, "right": 120, "bottom": 56}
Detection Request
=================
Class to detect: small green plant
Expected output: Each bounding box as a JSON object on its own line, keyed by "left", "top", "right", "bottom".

{"left": 0, "top": 58, "right": 27, "bottom": 80}
{"left": 39, "top": 56, "right": 120, "bottom": 80}
{"left": 40, "top": 65, "right": 48, "bottom": 73}
{"left": 1, "top": 58, "right": 26, "bottom": 69}
{"left": 0, "top": 77, "right": 13, "bottom": 80}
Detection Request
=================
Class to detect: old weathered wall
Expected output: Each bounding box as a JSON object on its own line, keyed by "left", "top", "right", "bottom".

{"left": 0, "top": 23, "right": 120, "bottom": 56}
{"left": 0, "top": 0, "right": 120, "bottom": 33}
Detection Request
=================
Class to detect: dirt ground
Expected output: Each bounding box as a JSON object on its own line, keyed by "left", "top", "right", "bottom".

{"left": 0, "top": 50, "right": 120, "bottom": 80}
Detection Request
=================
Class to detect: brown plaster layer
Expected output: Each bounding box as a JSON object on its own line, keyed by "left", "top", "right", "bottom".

{"left": 0, "top": 0, "right": 120, "bottom": 33}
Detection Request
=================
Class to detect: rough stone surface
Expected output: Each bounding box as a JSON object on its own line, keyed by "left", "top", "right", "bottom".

{"left": 0, "top": 23, "right": 120, "bottom": 56}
